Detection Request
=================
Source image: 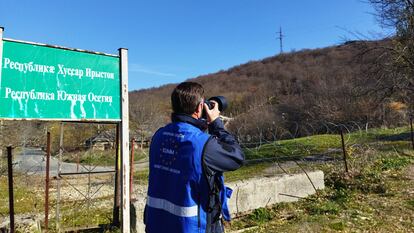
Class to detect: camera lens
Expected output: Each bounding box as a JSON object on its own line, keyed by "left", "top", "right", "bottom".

{"left": 208, "top": 96, "right": 227, "bottom": 112}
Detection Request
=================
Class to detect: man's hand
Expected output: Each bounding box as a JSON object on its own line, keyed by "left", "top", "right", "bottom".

{"left": 203, "top": 100, "right": 220, "bottom": 123}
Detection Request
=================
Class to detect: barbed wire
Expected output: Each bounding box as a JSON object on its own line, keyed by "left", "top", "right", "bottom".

{"left": 236, "top": 119, "right": 413, "bottom": 179}
{"left": 1, "top": 119, "right": 413, "bottom": 231}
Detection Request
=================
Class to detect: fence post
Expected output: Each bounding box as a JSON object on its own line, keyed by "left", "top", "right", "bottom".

{"left": 112, "top": 123, "right": 120, "bottom": 227}
{"left": 76, "top": 154, "right": 80, "bottom": 173}
{"left": 130, "top": 138, "right": 135, "bottom": 200}
{"left": 339, "top": 126, "right": 349, "bottom": 173}
{"left": 45, "top": 132, "right": 51, "bottom": 231}
{"left": 410, "top": 115, "right": 414, "bottom": 150}
{"left": 7, "top": 146, "right": 15, "bottom": 233}
{"left": 56, "top": 122, "right": 64, "bottom": 232}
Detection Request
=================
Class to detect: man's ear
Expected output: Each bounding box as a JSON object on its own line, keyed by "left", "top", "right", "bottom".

{"left": 196, "top": 102, "right": 203, "bottom": 117}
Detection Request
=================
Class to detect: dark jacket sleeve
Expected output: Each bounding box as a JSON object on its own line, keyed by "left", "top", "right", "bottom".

{"left": 203, "top": 118, "right": 245, "bottom": 174}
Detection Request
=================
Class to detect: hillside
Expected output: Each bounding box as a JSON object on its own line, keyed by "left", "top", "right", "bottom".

{"left": 129, "top": 39, "right": 403, "bottom": 142}
{"left": 0, "top": 39, "right": 401, "bottom": 148}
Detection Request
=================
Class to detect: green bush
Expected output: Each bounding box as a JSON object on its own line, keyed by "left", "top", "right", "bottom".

{"left": 377, "top": 156, "right": 411, "bottom": 171}
{"left": 329, "top": 221, "right": 345, "bottom": 231}
{"left": 307, "top": 200, "right": 340, "bottom": 215}
{"left": 249, "top": 208, "right": 274, "bottom": 223}
{"left": 406, "top": 199, "right": 414, "bottom": 210}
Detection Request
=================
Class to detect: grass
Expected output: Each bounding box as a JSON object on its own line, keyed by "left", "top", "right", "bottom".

{"left": 244, "top": 134, "right": 342, "bottom": 159}
{"left": 0, "top": 175, "right": 115, "bottom": 229}
{"left": 0, "top": 176, "right": 44, "bottom": 217}
{"left": 225, "top": 162, "right": 274, "bottom": 182}
{"left": 227, "top": 147, "right": 414, "bottom": 232}
{"left": 47, "top": 202, "right": 114, "bottom": 232}
{"left": 0, "top": 167, "right": 117, "bottom": 232}
{"left": 133, "top": 170, "right": 149, "bottom": 185}
{"left": 244, "top": 126, "right": 411, "bottom": 160}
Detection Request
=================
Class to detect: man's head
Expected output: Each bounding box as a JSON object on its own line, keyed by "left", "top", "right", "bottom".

{"left": 171, "top": 82, "right": 204, "bottom": 117}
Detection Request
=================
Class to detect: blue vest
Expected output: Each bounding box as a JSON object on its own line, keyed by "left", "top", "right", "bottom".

{"left": 145, "top": 122, "right": 211, "bottom": 233}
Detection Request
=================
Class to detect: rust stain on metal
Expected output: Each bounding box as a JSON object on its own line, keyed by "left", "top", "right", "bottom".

{"left": 45, "top": 132, "right": 51, "bottom": 232}
{"left": 123, "top": 164, "right": 127, "bottom": 209}
{"left": 130, "top": 138, "right": 135, "bottom": 199}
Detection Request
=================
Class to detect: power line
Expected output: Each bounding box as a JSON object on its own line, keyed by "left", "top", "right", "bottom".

{"left": 276, "top": 26, "right": 284, "bottom": 54}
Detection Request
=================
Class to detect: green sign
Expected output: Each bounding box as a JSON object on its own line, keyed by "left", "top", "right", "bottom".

{"left": 0, "top": 40, "right": 121, "bottom": 121}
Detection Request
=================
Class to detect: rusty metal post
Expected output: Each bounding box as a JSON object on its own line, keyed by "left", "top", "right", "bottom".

{"left": 56, "top": 122, "right": 64, "bottom": 232}
{"left": 339, "top": 126, "right": 349, "bottom": 173}
{"left": 7, "top": 146, "right": 15, "bottom": 233}
{"left": 45, "top": 132, "right": 51, "bottom": 231}
{"left": 410, "top": 116, "right": 414, "bottom": 150}
{"left": 112, "top": 123, "right": 120, "bottom": 227}
{"left": 130, "top": 138, "right": 135, "bottom": 200}
{"left": 76, "top": 153, "right": 80, "bottom": 173}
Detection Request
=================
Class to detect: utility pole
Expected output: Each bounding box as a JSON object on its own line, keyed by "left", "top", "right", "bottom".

{"left": 276, "top": 26, "right": 284, "bottom": 54}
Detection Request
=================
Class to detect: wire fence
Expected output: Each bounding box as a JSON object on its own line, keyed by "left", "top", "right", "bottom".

{"left": 0, "top": 146, "right": 46, "bottom": 232}
{"left": 235, "top": 120, "right": 414, "bottom": 183}
{"left": 52, "top": 144, "right": 117, "bottom": 232}
{"left": 1, "top": 119, "right": 414, "bottom": 232}
{"left": 0, "top": 122, "right": 120, "bottom": 232}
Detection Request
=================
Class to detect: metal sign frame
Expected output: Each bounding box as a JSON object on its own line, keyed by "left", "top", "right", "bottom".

{"left": 0, "top": 27, "right": 131, "bottom": 233}
{"left": 119, "top": 47, "right": 130, "bottom": 233}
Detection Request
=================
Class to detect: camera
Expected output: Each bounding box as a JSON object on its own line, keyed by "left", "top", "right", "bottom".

{"left": 202, "top": 96, "right": 228, "bottom": 120}
{"left": 204, "top": 96, "right": 228, "bottom": 111}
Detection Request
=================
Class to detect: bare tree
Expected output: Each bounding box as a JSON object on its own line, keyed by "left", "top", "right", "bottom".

{"left": 369, "top": 0, "right": 414, "bottom": 107}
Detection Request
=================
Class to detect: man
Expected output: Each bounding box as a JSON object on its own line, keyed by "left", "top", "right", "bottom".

{"left": 144, "top": 82, "right": 244, "bottom": 233}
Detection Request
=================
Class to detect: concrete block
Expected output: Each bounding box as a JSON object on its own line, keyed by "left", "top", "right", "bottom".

{"left": 132, "top": 170, "right": 325, "bottom": 230}
{"left": 133, "top": 197, "right": 146, "bottom": 233}
{"left": 227, "top": 170, "right": 324, "bottom": 217}
{"left": 0, "top": 215, "right": 42, "bottom": 233}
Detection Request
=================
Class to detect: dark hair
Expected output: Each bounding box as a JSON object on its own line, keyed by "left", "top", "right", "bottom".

{"left": 171, "top": 82, "right": 204, "bottom": 114}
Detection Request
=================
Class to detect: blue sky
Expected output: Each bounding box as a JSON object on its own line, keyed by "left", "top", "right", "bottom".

{"left": 0, "top": 0, "right": 391, "bottom": 91}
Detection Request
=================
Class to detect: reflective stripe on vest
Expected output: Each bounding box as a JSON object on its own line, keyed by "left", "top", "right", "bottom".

{"left": 146, "top": 195, "right": 198, "bottom": 217}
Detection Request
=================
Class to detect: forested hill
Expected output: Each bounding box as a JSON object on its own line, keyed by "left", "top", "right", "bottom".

{"left": 129, "top": 39, "right": 403, "bottom": 142}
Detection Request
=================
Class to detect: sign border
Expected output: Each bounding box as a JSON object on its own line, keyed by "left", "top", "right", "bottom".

{"left": 0, "top": 37, "right": 121, "bottom": 122}
{"left": 0, "top": 28, "right": 4, "bottom": 90}
{"left": 3, "top": 38, "right": 118, "bottom": 58}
